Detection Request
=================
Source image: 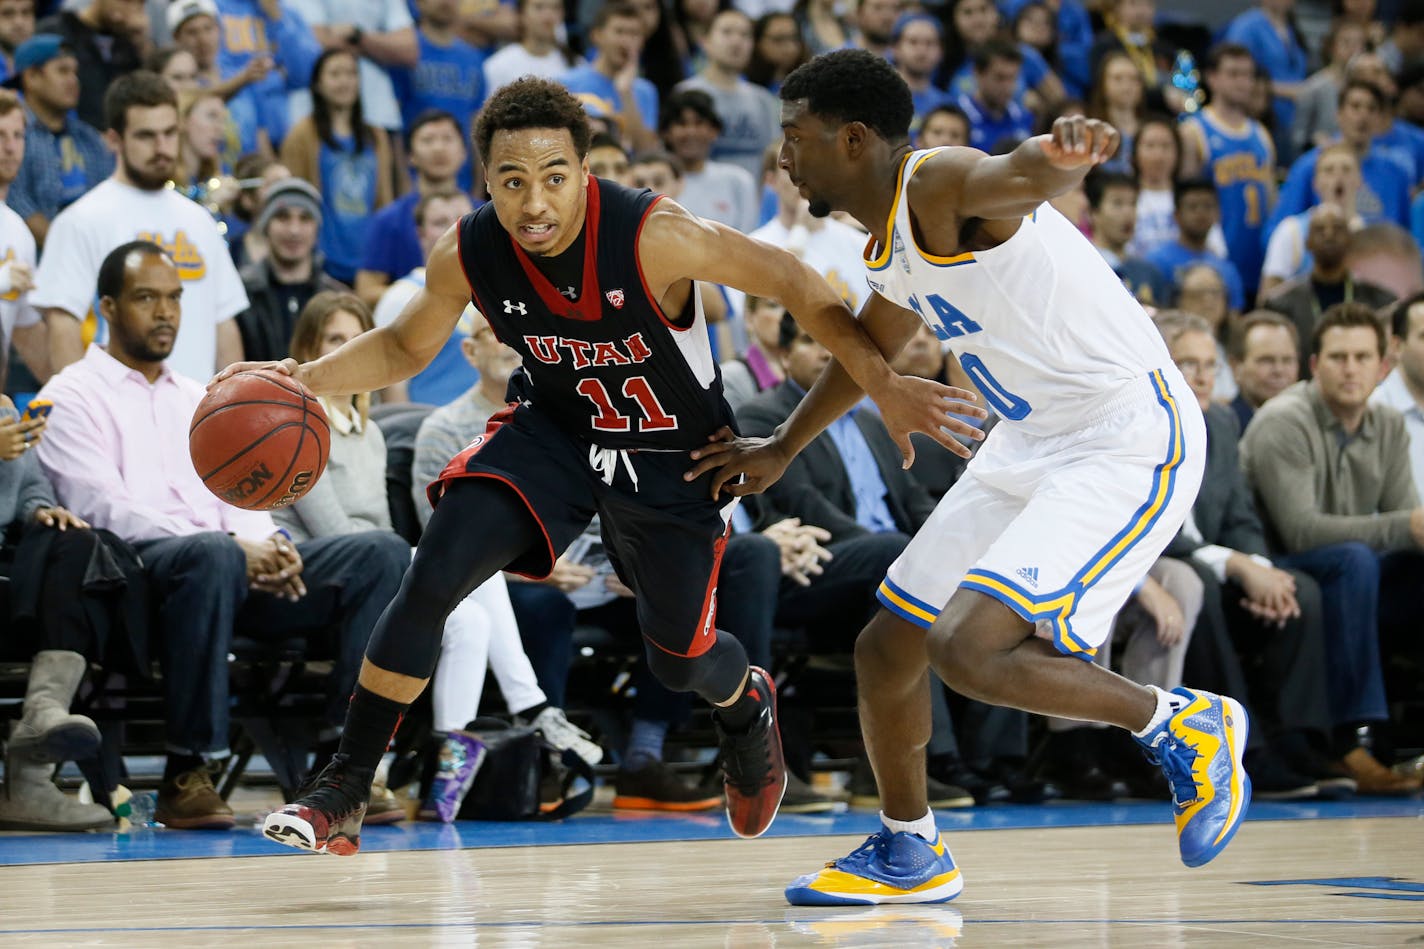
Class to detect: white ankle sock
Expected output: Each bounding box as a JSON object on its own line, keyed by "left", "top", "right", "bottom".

{"left": 1132, "top": 685, "right": 1188, "bottom": 739}
{"left": 881, "top": 808, "right": 937, "bottom": 842}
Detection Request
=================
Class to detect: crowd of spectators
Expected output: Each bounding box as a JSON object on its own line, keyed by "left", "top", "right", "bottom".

{"left": 2, "top": 0, "right": 1424, "bottom": 832}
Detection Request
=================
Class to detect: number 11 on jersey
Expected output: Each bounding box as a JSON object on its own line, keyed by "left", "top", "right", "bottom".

{"left": 577, "top": 375, "right": 680, "bottom": 432}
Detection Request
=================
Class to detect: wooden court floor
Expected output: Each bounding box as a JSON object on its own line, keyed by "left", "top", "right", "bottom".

{"left": 3, "top": 815, "right": 1422, "bottom": 946}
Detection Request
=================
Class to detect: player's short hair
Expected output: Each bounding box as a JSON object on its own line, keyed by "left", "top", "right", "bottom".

{"left": 1338, "top": 78, "right": 1387, "bottom": 111}
{"left": 97, "top": 240, "right": 171, "bottom": 301}
{"left": 973, "top": 39, "right": 1023, "bottom": 73}
{"left": 1313, "top": 301, "right": 1387, "bottom": 357}
{"left": 104, "top": 69, "right": 178, "bottom": 135}
{"left": 1085, "top": 169, "right": 1138, "bottom": 210}
{"left": 474, "top": 76, "right": 592, "bottom": 164}
{"left": 780, "top": 48, "right": 914, "bottom": 145}
{"left": 1152, "top": 309, "right": 1213, "bottom": 349}
{"left": 1390, "top": 291, "right": 1424, "bottom": 339}
{"left": 414, "top": 187, "right": 470, "bottom": 228}
{"left": 1204, "top": 42, "right": 1254, "bottom": 73}
{"left": 1172, "top": 176, "right": 1218, "bottom": 209}
{"left": 406, "top": 108, "right": 463, "bottom": 149}
{"left": 1228, "top": 310, "right": 1299, "bottom": 361}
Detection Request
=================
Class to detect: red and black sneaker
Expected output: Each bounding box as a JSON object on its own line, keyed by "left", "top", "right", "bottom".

{"left": 262, "top": 754, "right": 373, "bottom": 856}
{"left": 715, "top": 666, "right": 787, "bottom": 839}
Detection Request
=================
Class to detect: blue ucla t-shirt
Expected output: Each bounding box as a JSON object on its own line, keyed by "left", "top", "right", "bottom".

{"left": 319, "top": 134, "right": 380, "bottom": 284}
{"left": 392, "top": 33, "right": 487, "bottom": 129}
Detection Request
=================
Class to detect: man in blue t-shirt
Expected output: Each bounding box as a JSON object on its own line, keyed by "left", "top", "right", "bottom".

{"left": 390, "top": 0, "right": 485, "bottom": 192}
{"left": 211, "top": 0, "right": 321, "bottom": 151}
{"left": 559, "top": 1, "right": 658, "bottom": 151}
{"left": 1145, "top": 178, "right": 1247, "bottom": 311}
{"left": 1270, "top": 81, "right": 1413, "bottom": 235}
{"left": 353, "top": 109, "right": 470, "bottom": 306}
{"left": 957, "top": 40, "right": 1033, "bottom": 154}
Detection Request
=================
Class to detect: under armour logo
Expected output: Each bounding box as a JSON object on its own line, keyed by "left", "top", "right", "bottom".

{"left": 559, "top": 286, "right": 577, "bottom": 299}
{"left": 1016, "top": 566, "right": 1039, "bottom": 587}
{"left": 503, "top": 299, "right": 527, "bottom": 316}
{"left": 605, "top": 288, "right": 625, "bottom": 309}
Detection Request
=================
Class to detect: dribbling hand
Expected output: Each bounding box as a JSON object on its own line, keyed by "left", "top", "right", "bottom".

{"left": 1040, "top": 116, "right": 1120, "bottom": 170}
{"left": 210, "top": 358, "right": 300, "bottom": 389}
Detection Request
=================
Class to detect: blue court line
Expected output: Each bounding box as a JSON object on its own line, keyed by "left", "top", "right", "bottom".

{"left": 3, "top": 918, "right": 1423, "bottom": 937}
{"left": 0, "top": 797, "right": 1419, "bottom": 867}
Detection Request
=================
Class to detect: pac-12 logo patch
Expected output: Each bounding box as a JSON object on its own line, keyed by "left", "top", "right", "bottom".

{"left": 605, "top": 288, "right": 626, "bottom": 309}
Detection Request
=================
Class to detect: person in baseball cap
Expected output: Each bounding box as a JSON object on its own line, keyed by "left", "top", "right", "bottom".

{"left": 3, "top": 34, "right": 73, "bottom": 91}
{"left": 167, "top": 0, "right": 219, "bottom": 41}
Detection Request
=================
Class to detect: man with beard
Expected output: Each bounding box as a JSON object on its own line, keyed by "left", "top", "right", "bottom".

{"left": 31, "top": 70, "right": 247, "bottom": 381}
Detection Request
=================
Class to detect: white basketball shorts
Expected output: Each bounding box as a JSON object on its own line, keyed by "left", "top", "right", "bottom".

{"left": 877, "top": 367, "right": 1206, "bottom": 660}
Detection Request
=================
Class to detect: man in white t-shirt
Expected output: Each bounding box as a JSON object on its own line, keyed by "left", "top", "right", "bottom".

{"left": 33, "top": 71, "right": 248, "bottom": 382}
{"left": 372, "top": 188, "right": 476, "bottom": 406}
{"left": 483, "top": 0, "right": 578, "bottom": 95}
{"left": 0, "top": 88, "right": 41, "bottom": 392}
{"left": 283, "top": 0, "right": 418, "bottom": 134}
{"left": 742, "top": 147, "right": 867, "bottom": 313}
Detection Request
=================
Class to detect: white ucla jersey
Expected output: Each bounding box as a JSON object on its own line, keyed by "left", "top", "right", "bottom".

{"left": 865, "top": 149, "right": 1174, "bottom": 437}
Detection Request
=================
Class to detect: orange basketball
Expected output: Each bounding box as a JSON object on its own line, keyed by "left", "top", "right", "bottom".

{"left": 189, "top": 369, "right": 331, "bottom": 511}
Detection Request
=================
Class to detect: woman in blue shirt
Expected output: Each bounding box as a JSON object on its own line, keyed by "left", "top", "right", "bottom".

{"left": 280, "top": 49, "right": 394, "bottom": 285}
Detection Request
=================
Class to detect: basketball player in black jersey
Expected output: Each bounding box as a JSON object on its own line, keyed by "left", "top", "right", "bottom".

{"left": 216, "top": 78, "right": 984, "bottom": 855}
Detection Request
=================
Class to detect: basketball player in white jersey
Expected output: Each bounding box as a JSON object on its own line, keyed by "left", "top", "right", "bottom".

{"left": 688, "top": 49, "right": 1252, "bottom": 904}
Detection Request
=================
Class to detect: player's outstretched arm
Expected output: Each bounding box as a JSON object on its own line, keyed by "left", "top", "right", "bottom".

{"left": 918, "top": 115, "right": 1119, "bottom": 223}
{"left": 211, "top": 226, "right": 471, "bottom": 395}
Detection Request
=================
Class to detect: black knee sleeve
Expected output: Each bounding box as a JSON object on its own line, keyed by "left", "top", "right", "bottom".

{"left": 644, "top": 630, "right": 750, "bottom": 705}
{"left": 364, "top": 478, "right": 545, "bottom": 680}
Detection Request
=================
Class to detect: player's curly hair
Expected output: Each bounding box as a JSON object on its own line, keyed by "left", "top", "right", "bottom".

{"left": 779, "top": 49, "right": 914, "bottom": 145}
{"left": 474, "top": 77, "right": 592, "bottom": 164}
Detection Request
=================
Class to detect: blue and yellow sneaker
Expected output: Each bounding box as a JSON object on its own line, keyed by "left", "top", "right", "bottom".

{"left": 785, "top": 828, "right": 963, "bottom": 905}
{"left": 1135, "top": 687, "right": 1251, "bottom": 868}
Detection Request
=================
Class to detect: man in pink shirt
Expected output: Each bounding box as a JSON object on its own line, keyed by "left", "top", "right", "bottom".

{"left": 34, "top": 241, "right": 408, "bottom": 829}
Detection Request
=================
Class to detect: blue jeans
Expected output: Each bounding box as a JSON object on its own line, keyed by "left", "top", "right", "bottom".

{"left": 1277, "top": 542, "right": 1388, "bottom": 725}
{"left": 138, "top": 530, "right": 409, "bottom": 757}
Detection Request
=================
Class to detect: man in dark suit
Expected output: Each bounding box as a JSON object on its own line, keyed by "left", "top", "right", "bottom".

{"left": 1156, "top": 311, "right": 1347, "bottom": 797}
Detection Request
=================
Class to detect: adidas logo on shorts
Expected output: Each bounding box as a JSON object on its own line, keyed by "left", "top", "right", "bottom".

{"left": 1016, "top": 566, "right": 1039, "bottom": 587}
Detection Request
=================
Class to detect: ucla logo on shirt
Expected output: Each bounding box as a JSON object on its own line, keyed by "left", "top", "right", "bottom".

{"left": 136, "top": 230, "right": 207, "bottom": 281}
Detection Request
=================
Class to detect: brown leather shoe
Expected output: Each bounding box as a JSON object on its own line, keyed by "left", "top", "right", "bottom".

{"left": 1339, "top": 747, "right": 1423, "bottom": 796}
{"left": 156, "top": 767, "right": 236, "bottom": 829}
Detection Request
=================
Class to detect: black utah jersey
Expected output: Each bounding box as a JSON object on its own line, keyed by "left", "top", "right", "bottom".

{"left": 457, "top": 177, "right": 736, "bottom": 450}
